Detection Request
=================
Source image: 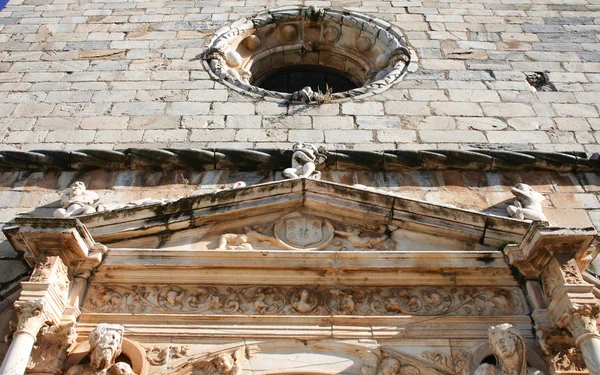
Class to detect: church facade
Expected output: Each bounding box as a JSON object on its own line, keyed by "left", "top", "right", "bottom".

{"left": 0, "top": 0, "right": 600, "bottom": 374}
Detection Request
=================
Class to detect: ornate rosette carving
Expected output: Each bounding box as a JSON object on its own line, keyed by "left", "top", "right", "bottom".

{"left": 85, "top": 285, "right": 527, "bottom": 316}
{"left": 202, "top": 6, "right": 412, "bottom": 103}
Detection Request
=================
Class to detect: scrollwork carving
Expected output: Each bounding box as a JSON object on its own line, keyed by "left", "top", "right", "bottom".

{"left": 146, "top": 345, "right": 190, "bottom": 366}
{"left": 420, "top": 351, "right": 454, "bottom": 374}
{"left": 85, "top": 285, "right": 527, "bottom": 317}
{"left": 560, "top": 259, "right": 584, "bottom": 285}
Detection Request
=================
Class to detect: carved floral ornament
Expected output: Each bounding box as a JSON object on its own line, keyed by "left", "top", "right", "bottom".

{"left": 202, "top": 6, "right": 412, "bottom": 103}
{"left": 85, "top": 284, "right": 527, "bottom": 316}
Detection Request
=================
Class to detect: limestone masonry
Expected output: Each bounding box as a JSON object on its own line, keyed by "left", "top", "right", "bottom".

{"left": 0, "top": 0, "right": 600, "bottom": 374}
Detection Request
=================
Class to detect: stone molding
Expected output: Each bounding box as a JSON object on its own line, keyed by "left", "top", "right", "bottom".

{"left": 84, "top": 284, "right": 528, "bottom": 317}
{"left": 0, "top": 148, "right": 598, "bottom": 172}
{"left": 202, "top": 6, "right": 412, "bottom": 103}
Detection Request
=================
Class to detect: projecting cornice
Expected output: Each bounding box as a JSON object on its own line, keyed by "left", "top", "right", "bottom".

{"left": 0, "top": 148, "right": 598, "bottom": 172}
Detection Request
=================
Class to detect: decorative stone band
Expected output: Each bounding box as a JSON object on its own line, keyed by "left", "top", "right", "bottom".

{"left": 202, "top": 6, "right": 412, "bottom": 103}
{"left": 0, "top": 148, "right": 598, "bottom": 172}
{"left": 84, "top": 284, "right": 529, "bottom": 316}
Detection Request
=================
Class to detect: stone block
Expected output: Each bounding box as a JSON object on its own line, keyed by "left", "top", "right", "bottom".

{"left": 112, "top": 102, "right": 166, "bottom": 116}
{"left": 481, "top": 103, "right": 535, "bottom": 117}
{"left": 341, "top": 102, "right": 384, "bottom": 116}
{"left": 385, "top": 102, "right": 431, "bottom": 115}
{"left": 486, "top": 131, "right": 551, "bottom": 144}
{"left": 312, "top": 117, "right": 354, "bottom": 130}
{"left": 431, "top": 102, "right": 483, "bottom": 116}
{"left": 419, "top": 130, "right": 486, "bottom": 143}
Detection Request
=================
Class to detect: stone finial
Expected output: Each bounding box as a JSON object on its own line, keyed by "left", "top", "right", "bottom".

{"left": 506, "top": 183, "right": 547, "bottom": 221}
{"left": 475, "top": 324, "right": 545, "bottom": 375}
{"left": 282, "top": 142, "right": 326, "bottom": 180}
{"left": 54, "top": 181, "right": 99, "bottom": 218}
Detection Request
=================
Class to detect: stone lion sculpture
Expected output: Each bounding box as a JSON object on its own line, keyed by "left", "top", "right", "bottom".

{"left": 54, "top": 181, "right": 99, "bottom": 218}
{"left": 506, "top": 184, "right": 547, "bottom": 221}
{"left": 475, "top": 324, "right": 545, "bottom": 375}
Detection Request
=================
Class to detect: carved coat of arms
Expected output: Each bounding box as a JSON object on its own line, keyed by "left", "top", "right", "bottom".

{"left": 274, "top": 212, "right": 334, "bottom": 250}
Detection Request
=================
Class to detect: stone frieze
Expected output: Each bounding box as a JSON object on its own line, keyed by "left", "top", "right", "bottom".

{"left": 84, "top": 285, "right": 528, "bottom": 316}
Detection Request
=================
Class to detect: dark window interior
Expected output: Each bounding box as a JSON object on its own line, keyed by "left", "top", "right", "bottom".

{"left": 254, "top": 65, "right": 361, "bottom": 93}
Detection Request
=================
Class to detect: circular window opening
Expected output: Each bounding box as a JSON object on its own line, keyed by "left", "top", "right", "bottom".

{"left": 253, "top": 65, "right": 361, "bottom": 93}
{"left": 203, "top": 6, "right": 413, "bottom": 103}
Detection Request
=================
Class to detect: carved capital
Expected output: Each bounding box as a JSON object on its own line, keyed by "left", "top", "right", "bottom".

{"left": 14, "top": 300, "right": 47, "bottom": 338}
{"left": 558, "top": 305, "right": 600, "bottom": 345}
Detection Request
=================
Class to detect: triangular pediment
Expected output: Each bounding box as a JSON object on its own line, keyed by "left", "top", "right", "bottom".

{"left": 18, "top": 178, "right": 531, "bottom": 251}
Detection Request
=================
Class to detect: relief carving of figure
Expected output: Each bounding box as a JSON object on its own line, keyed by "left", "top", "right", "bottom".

{"left": 217, "top": 233, "right": 253, "bottom": 250}
{"left": 334, "top": 226, "right": 389, "bottom": 250}
{"left": 291, "top": 289, "right": 318, "bottom": 313}
{"left": 199, "top": 348, "right": 246, "bottom": 375}
{"left": 282, "top": 142, "right": 326, "bottom": 179}
{"left": 65, "top": 324, "right": 134, "bottom": 375}
{"left": 506, "top": 184, "right": 547, "bottom": 221}
{"left": 475, "top": 324, "right": 545, "bottom": 375}
{"left": 54, "top": 181, "right": 99, "bottom": 218}
{"left": 216, "top": 227, "right": 279, "bottom": 250}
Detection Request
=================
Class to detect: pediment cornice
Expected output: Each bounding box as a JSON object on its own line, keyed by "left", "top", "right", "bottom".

{"left": 4, "top": 178, "right": 597, "bottom": 283}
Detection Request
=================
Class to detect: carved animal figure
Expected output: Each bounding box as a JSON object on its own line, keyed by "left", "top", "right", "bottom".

{"left": 475, "top": 324, "right": 545, "bottom": 375}
{"left": 334, "top": 227, "right": 388, "bottom": 249}
{"left": 506, "top": 184, "right": 547, "bottom": 221}
{"left": 54, "top": 181, "right": 98, "bottom": 218}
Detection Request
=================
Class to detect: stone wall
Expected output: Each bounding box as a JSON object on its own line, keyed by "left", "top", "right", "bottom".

{"left": 0, "top": 0, "right": 599, "bottom": 361}
{"left": 0, "top": 0, "right": 598, "bottom": 151}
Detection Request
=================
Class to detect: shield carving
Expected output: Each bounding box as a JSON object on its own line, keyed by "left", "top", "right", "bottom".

{"left": 286, "top": 216, "right": 323, "bottom": 247}
{"left": 275, "top": 212, "right": 334, "bottom": 250}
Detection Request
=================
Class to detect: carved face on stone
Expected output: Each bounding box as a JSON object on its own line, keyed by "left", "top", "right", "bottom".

{"left": 214, "top": 354, "right": 234, "bottom": 374}
{"left": 489, "top": 324, "right": 520, "bottom": 359}
{"left": 108, "top": 362, "right": 134, "bottom": 375}
{"left": 300, "top": 290, "right": 309, "bottom": 301}
{"left": 88, "top": 324, "right": 125, "bottom": 371}
{"left": 377, "top": 357, "right": 400, "bottom": 375}
{"left": 69, "top": 181, "right": 86, "bottom": 197}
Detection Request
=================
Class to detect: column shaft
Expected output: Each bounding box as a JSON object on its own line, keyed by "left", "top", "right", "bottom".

{"left": 579, "top": 336, "right": 600, "bottom": 375}
{"left": 0, "top": 332, "right": 36, "bottom": 375}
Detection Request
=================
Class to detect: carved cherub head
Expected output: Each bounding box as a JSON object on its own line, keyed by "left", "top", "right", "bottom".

{"left": 88, "top": 324, "right": 125, "bottom": 371}
{"left": 213, "top": 353, "right": 235, "bottom": 374}
{"left": 69, "top": 181, "right": 87, "bottom": 197}
{"left": 377, "top": 357, "right": 400, "bottom": 375}
{"left": 108, "top": 362, "right": 135, "bottom": 375}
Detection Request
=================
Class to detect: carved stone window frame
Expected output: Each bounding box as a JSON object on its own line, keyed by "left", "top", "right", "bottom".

{"left": 202, "top": 6, "right": 414, "bottom": 103}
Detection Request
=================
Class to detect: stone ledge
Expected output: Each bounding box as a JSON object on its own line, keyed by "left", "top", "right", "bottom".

{"left": 0, "top": 148, "right": 598, "bottom": 172}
